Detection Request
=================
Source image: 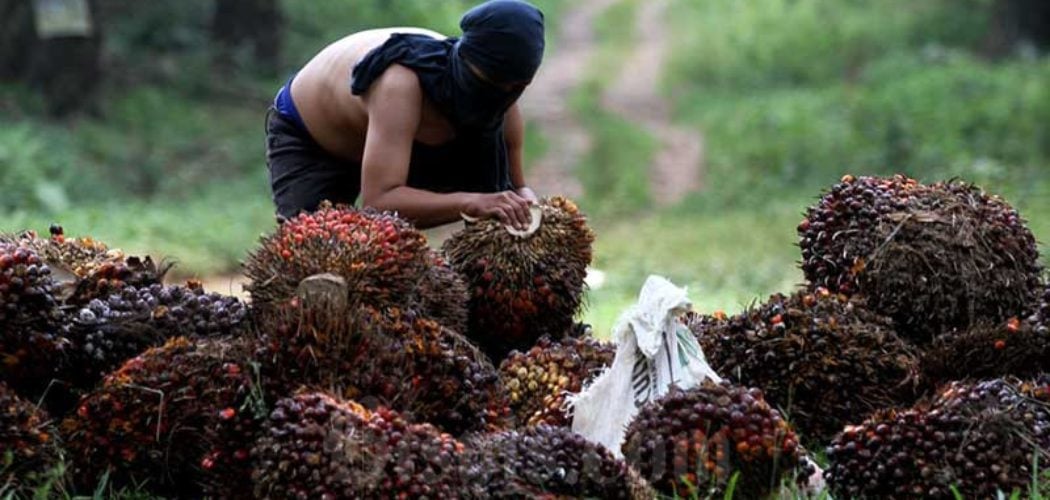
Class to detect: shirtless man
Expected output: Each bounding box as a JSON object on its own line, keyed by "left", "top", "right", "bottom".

{"left": 265, "top": 0, "right": 545, "bottom": 230}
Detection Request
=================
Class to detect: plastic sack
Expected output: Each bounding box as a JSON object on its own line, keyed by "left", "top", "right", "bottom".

{"left": 570, "top": 275, "right": 721, "bottom": 456}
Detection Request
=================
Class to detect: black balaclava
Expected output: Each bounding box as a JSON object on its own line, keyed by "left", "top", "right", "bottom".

{"left": 351, "top": 0, "right": 545, "bottom": 133}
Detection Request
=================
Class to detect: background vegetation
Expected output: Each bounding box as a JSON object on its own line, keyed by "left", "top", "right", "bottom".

{"left": 1, "top": 0, "right": 1047, "bottom": 337}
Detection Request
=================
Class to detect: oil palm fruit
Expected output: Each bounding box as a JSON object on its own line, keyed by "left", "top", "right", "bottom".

{"left": 498, "top": 335, "right": 614, "bottom": 427}
{"left": 799, "top": 175, "right": 1041, "bottom": 342}
{"left": 825, "top": 376, "right": 1050, "bottom": 499}
{"left": 442, "top": 196, "right": 594, "bottom": 362}
{"left": 687, "top": 289, "right": 922, "bottom": 444}
{"left": 622, "top": 382, "right": 806, "bottom": 499}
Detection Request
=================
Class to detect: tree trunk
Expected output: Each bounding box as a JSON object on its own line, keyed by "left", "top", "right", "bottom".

{"left": 0, "top": 0, "right": 37, "bottom": 80}
{"left": 211, "top": 0, "right": 283, "bottom": 75}
{"left": 18, "top": 0, "right": 103, "bottom": 116}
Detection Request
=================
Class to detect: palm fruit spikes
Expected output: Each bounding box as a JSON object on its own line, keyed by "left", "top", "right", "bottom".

{"left": 252, "top": 391, "right": 467, "bottom": 499}
{"left": 687, "top": 289, "right": 922, "bottom": 444}
{"left": 442, "top": 196, "right": 595, "bottom": 361}
{"left": 409, "top": 248, "right": 469, "bottom": 333}
{"left": 498, "top": 335, "right": 615, "bottom": 427}
{"left": 243, "top": 202, "right": 429, "bottom": 312}
{"left": 799, "top": 175, "right": 1042, "bottom": 342}
{"left": 254, "top": 277, "right": 509, "bottom": 436}
{"left": 622, "top": 382, "right": 805, "bottom": 499}
{"left": 466, "top": 424, "right": 654, "bottom": 499}
{"left": 922, "top": 316, "right": 1050, "bottom": 385}
{"left": 825, "top": 376, "right": 1050, "bottom": 499}
{"left": 0, "top": 382, "right": 63, "bottom": 496}
{"left": 61, "top": 337, "right": 264, "bottom": 498}
{"left": 345, "top": 307, "right": 512, "bottom": 435}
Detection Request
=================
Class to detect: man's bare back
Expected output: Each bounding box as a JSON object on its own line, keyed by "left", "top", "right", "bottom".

{"left": 291, "top": 28, "right": 456, "bottom": 161}
{"left": 265, "top": 1, "right": 545, "bottom": 229}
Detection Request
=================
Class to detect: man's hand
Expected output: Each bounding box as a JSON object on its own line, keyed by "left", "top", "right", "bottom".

{"left": 463, "top": 190, "right": 533, "bottom": 230}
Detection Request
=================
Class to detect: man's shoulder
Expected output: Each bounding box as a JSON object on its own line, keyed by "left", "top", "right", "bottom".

{"left": 367, "top": 64, "right": 423, "bottom": 99}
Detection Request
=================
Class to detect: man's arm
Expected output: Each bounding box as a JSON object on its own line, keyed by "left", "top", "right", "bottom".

{"left": 504, "top": 104, "right": 538, "bottom": 202}
{"left": 360, "top": 65, "right": 532, "bottom": 229}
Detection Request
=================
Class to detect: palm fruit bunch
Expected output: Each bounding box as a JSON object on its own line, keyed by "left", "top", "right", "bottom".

{"left": 622, "top": 383, "right": 805, "bottom": 499}
{"left": 349, "top": 307, "right": 511, "bottom": 435}
{"left": 409, "top": 248, "right": 469, "bottom": 333}
{"left": 442, "top": 196, "right": 595, "bottom": 361}
{"left": 825, "top": 375, "right": 1050, "bottom": 499}
{"left": 921, "top": 316, "right": 1050, "bottom": 385}
{"left": 4, "top": 225, "right": 170, "bottom": 305}
{"left": 65, "top": 282, "right": 249, "bottom": 385}
{"left": 799, "top": 175, "right": 1042, "bottom": 342}
{"left": 498, "top": 335, "right": 615, "bottom": 427}
{"left": 1033, "top": 282, "right": 1050, "bottom": 322}
{"left": 243, "top": 201, "right": 429, "bottom": 312}
{"left": 62, "top": 337, "right": 264, "bottom": 498}
{"left": 465, "top": 424, "right": 654, "bottom": 499}
{"left": 686, "top": 289, "right": 922, "bottom": 443}
{"left": 0, "top": 242, "right": 71, "bottom": 401}
{"left": 253, "top": 391, "right": 466, "bottom": 499}
{"left": 0, "top": 242, "right": 59, "bottom": 325}
{"left": 1, "top": 382, "right": 63, "bottom": 496}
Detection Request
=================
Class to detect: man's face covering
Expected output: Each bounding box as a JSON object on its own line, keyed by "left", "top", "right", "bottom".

{"left": 450, "top": 0, "right": 545, "bottom": 130}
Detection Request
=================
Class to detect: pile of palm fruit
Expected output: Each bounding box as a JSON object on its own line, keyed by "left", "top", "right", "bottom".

{"left": 681, "top": 174, "right": 1050, "bottom": 497}
{"left": 5, "top": 173, "right": 1050, "bottom": 498}
{"left": 825, "top": 376, "right": 1050, "bottom": 498}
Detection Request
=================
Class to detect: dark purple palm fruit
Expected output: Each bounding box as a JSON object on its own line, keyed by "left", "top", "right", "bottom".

{"left": 826, "top": 376, "right": 1050, "bottom": 499}
{"left": 466, "top": 424, "right": 654, "bottom": 499}
{"left": 65, "top": 282, "right": 249, "bottom": 387}
{"left": 0, "top": 242, "right": 70, "bottom": 402}
{"left": 622, "top": 382, "right": 806, "bottom": 499}
{"left": 686, "top": 288, "right": 923, "bottom": 444}
{"left": 799, "top": 175, "right": 1041, "bottom": 342}
{"left": 252, "top": 391, "right": 467, "bottom": 499}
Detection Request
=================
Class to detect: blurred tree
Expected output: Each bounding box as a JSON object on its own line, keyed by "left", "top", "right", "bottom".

{"left": 212, "top": 0, "right": 284, "bottom": 75}
{"left": 987, "top": 0, "right": 1050, "bottom": 55}
{"left": 2, "top": 0, "right": 102, "bottom": 116}
{"left": 0, "top": 1, "right": 36, "bottom": 80}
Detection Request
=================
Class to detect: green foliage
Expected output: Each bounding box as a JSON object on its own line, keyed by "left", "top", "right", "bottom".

{"left": 0, "top": 178, "right": 275, "bottom": 278}
{"left": 571, "top": 0, "right": 655, "bottom": 216}
{"left": 666, "top": 0, "right": 994, "bottom": 90}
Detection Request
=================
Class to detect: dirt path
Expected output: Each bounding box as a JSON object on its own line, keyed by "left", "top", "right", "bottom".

{"left": 600, "top": 0, "right": 703, "bottom": 205}
{"left": 519, "top": 0, "right": 619, "bottom": 199}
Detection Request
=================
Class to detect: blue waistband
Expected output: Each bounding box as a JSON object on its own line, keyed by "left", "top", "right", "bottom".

{"left": 274, "top": 76, "right": 307, "bottom": 132}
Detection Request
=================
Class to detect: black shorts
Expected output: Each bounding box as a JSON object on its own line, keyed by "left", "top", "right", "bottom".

{"left": 265, "top": 108, "right": 360, "bottom": 222}
{"left": 264, "top": 108, "right": 513, "bottom": 223}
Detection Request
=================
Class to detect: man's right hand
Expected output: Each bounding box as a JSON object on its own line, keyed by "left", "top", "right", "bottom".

{"left": 463, "top": 191, "right": 534, "bottom": 230}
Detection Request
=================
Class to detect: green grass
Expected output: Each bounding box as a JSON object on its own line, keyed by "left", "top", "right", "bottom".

{"left": 581, "top": 199, "right": 805, "bottom": 337}
{"left": 0, "top": 178, "right": 275, "bottom": 279}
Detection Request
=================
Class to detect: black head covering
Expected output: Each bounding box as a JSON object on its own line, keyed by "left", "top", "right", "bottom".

{"left": 351, "top": 0, "right": 545, "bottom": 132}
{"left": 349, "top": 0, "right": 544, "bottom": 195}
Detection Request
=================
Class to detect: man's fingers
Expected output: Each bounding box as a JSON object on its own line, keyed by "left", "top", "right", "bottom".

{"left": 493, "top": 207, "right": 513, "bottom": 227}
